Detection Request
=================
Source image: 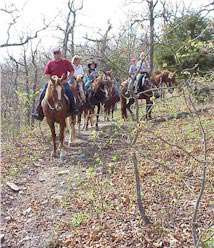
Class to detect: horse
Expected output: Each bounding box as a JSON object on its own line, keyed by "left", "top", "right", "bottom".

{"left": 42, "top": 75, "right": 72, "bottom": 157}
{"left": 83, "top": 76, "right": 109, "bottom": 130}
{"left": 121, "top": 75, "right": 160, "bottom": 120}
{"left": 150, "top": 70, "right": 176, "bottom": 98}
{"left": 102, "top": 73, "right": 120, "bottom": 121}
{"left": 66, "top": 76, "right": 86, "bottom": 145}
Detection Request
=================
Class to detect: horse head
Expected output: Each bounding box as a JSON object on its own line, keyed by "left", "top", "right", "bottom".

{"left": 92, "top": 77, "right": 109, "bottom": 102}
{"left": 49, "top": 75, "right": 65, "bottom": 111}
{"left": 75, "top": 75, "right": 86, "bottom": 103}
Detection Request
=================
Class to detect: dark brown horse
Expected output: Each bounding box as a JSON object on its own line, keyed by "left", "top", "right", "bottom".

{"left": 66, "top": 76, "right": 86, "bottom": 145}
{"left": 151, "top": 70, "right": 176, "bottom": 97}
{"left": 102, "top": 73, "right": 120, "bottom": 121}
{"left": 83, "top": 76, "right": 109, "bottom": 130}
{"left": 121, "top": 76, "right": 160, "bottom": 120}
{"left": 42, "top": 75, "right": 70, "bottom": 157}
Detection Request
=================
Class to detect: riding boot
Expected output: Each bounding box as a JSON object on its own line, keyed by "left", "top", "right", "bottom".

{"left": 32, "top": 84, "right": 47, "bottom": 121}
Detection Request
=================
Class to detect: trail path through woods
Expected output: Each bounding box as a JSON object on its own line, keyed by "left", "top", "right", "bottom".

{"left": 2, "top": 122, "right": 124, "bottom": 248}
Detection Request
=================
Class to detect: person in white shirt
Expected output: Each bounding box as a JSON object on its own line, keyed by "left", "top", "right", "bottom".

{"left": 68, "top": 55, "right": 84, "bottom": 85}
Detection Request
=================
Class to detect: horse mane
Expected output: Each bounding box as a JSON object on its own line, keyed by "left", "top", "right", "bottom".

{"left": 76, "top": 75, "right": 83, "bottom": 82}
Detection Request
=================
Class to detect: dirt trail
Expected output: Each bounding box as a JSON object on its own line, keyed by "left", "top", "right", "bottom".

{"left": 1, "top": 122, "right": 121, "bottom": 248}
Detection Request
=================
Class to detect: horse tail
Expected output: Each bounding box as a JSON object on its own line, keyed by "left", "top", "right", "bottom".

{"left": 121, "top": 94, "right": 127, "bottom": 120}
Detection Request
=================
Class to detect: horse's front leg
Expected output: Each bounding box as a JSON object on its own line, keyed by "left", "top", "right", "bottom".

{"left": 59, "top": 120, "right": 66, "bottom": 150}
{"left": 111, "top": 104, "right": 114, "bottom": 120}
{"left": 66, "top": 116, "right": 76, "bottom": 146}
{"left": 47, "top": 120, "right": 57, "bottom": 157}
{"left": 146, "top": 98, "right": 153, "bottom": 120}
{"left": 96, "top": 103, "right": 100, "bottom": 131}
{"left": 71, "top": 115, "right": 77, "bottom": 143}
{"left": 78, "top": 113, "right": 81, "bottom": 134}
{"left": 127, "top": 98, "right": 135, "bottom": 121}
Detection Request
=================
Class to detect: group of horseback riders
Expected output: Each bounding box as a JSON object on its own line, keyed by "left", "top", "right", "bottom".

{"left": 32, "top": 47, "right": 151, "bottom": 121}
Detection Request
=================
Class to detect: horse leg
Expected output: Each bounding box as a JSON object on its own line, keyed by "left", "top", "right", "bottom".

{"left": 121, "top": 96, "right": 128, "bottom": 120}
{"left": 78, "top": 113, "right": 81, "bottom": 135}
{"left": 71, "top": 115, "right": 77, "bottom": 143}
{"left": 111, "top": 103, "right": 115, "bottom": 120}
{"left": 66, "top": 117, "right": 71, "bottom": 146}
{"left": 127, "top": 98, "right": 135, "bottom": 121}
{"left": 86, "top": 110, "right": 90, "bottom": 130}
{"left": 59, "top": 120, "right": 66, "bottom": 149}
{"left": 47, "top": 120, "right": 57, "bottom": 157}
{"left": 59, "top": 121, "right": 66, "bottom": 159}
{"left": 67, "top": 116, "right": 76, "bottom": 145}
{"left": 107, "top": 107, "right": 110, "bottom": 121}
{"left": 90, "top": 109, "right": 94, "bottom": 127}
{"left": 146, "top": 98, "right": 153, "bottom": 120}
{"left": 96, "top": 103, "right": 100, "bottom": 131}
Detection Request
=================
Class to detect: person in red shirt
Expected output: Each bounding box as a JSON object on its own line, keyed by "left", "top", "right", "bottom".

{"left": 32, "top": 48, "right": 78, "bottom": 120}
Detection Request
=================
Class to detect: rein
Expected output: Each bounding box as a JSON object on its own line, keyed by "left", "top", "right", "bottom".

{"left": 43, "top": 98, "right": 56, "bottom": 111}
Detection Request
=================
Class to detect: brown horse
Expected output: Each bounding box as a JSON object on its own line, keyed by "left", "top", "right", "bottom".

{"left": 42, "top": 75, "right": 72, "bottom": 157}
{"left": 102, "top": 73, "right": 120, "bottom": 121}
{"left": 66, "top": 76, "right": 86, "bottom": 145}
{"left": 121, "top": 76, "right": 160, "bottom": 120}
{"left": 151, "top": 70, "right": 176, "bottom": 97}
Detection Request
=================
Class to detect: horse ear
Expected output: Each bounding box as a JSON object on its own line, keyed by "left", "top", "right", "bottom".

{"left": 60, "top": 73, "right": 67, "bottom": 82}
{"left": 50, "top": 76, "right": 55, "bottom": 84}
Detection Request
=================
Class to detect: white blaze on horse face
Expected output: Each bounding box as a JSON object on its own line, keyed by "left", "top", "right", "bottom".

{"left": 56, "top": 85, "right": 62, "bottom": 100}
{"left": 105, "top": 87, "right": 108, "bottom": 97}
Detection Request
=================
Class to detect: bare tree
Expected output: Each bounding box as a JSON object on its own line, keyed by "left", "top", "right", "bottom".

{"left": 84, "top": 22, "right": 112, "bottom": 70}
{"left": 0, "top": 4, "right": 51, "bottom": 48}
{"left": 57, "top": 0, "right": 83, "bottom": 57}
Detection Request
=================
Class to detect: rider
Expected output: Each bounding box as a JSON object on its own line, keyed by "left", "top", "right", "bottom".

{"left": 32, "top": 48, "right": 78, "bottom": 121}
{"left": 128, "top": 58, "right": 138, "bottom": 79}
{"left": 136, "top": 51, "right": 150, "bottom": 93}
{"left": 84, "top": 61, "right": 98, "bottom": 91}
{"left": 68, "top": 55, "right": 84, "bottom": 85}
{"left": 127, "top": 58, "right": 138, "bottom": 94}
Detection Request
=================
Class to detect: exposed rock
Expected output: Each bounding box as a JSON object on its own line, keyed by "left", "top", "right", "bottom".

{"left": 6, "top": 182, "right": 20, "bottom": 192}
{"left": 57, "top": 170, "right": 69, "bottom": 176}
{"left": 23, "top": 207, "right": 32, "bottom": 216}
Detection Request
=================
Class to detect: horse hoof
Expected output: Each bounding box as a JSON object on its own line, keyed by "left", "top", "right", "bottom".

{"left": 51, "top": 151, "right": 57, "bottom": 158}
{"left": 68, "top": 142, "right": 72, "bottom": 147}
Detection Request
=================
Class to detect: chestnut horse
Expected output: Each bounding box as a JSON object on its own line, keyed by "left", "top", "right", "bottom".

{"left": 42, "top": 75, "right": 73, "bottom": 157}
{"left": 150, "top": 70, "right": 176, "bottom": 97}
{"left": 121, "top": 76, "right": 160, "bottom": 120}
{"left": 66, "top": 76, "right": 86, "bottom": 145}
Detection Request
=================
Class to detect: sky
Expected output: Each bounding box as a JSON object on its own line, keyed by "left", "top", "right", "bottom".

{"left": 0, "top": 0, "right": 213, "bottom": 60}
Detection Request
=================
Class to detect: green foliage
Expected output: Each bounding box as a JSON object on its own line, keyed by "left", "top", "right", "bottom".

{"left": 71, "top": 212, "right": 88, "bottom": 227}
{"left": 155, "top": 12, "right": 214, "bottom": 71}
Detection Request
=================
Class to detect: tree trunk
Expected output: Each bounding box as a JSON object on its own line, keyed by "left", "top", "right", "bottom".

{"left": 148, "top": 0, "right": 155, "bottom": 73}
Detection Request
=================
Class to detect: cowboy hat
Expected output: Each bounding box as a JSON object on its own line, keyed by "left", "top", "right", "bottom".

{"left": 88, "top": 61, "right": 97, "bottom": 68}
